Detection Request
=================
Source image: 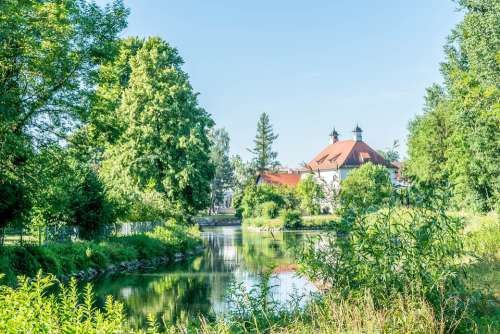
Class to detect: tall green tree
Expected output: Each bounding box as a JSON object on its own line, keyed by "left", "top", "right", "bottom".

{"left": 0, "top": 0, "right": 127, "bottom": 231}
{"left": 101, "top": 37, "right": 214, "bottom": 219}
{"left": 406, "top": 85, "right": 451, "bottom": 187}
{"left": 248, "top": 113, "right": 280, "bottom": 173}
{"left": 406, "top": 0, "right": 499, "bottom": 211}
{"left": 208, "top": 128, "right": 234, "bottom": 213}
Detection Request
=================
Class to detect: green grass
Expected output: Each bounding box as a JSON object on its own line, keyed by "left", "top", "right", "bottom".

{"left": 1, "top": 212, "right": 496, "bottom": 333}
{"left": 0, "top": 223, "right": 202, "bottom": 285}
{"left": 242, "top": 214, "right": 337, "bottom": 230}
{"left": 461, "top": 212, "right": 499, "bottom": 332}
{"left": 195, "top": 214, "right": 238, "bottom": 223}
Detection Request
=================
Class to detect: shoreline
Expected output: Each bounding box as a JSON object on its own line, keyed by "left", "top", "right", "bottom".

{"left": 56, "top": 245, "right": 205, "bottom": 283}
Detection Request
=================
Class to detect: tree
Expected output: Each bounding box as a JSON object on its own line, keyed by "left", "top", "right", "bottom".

{"left": 340, "top": 163, "right": 394, "bottom": 214}
{"left": 0, "top": 0, "right": 127, "bottom": 234}
{"left": 248, "top": 113, "right": 280, "bottom": 173}
{"left": 208, "top": 128, "right": 234, "bottom": 213}
{"left": 296, "top": 175, "right": 324, "bottom": 215}
{"left": 70, "top": 170, "right": 114, "bottom": 240}
{"left": 406, "top": 0, "right": 499, "bottom": 211}
{"left": 100, "top": 37, "right": 214, "bottom": 218}
{"left": 230, "top": 155, "right": 256, "bottom": 218}
{"left": 406, "top": 85, "right": 451, "bottom": 187}
{"left": 377, "top": 140, "right": 401, "bottom": 163}
{"left": 0, "top": 0, "right": 127, "bottom": 165}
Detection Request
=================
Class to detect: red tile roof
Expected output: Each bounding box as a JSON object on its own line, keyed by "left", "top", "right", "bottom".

{"left": 306, "top": 140, "right": 393, "bottom": 170}
{"left": 258, "top": 173, "right": 301, "bottom": 187}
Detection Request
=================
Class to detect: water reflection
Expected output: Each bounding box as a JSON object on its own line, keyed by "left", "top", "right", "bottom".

{"left": 93, "top": 226, "right": 319, "bottom": 328}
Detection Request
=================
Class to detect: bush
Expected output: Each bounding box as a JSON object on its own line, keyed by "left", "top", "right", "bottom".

{"left": 260, "top": 201, "right": 279, "bottom": 219}
{"left": 280, "top": 209, "right": 302, "bottom": 229}
{"left": 70, "top": 171, "right": 115, "bottom": 240}
{"left": 239, "top": 183, "right": 299, "bottom": 218}
{"left": 340, "top": 162, "right": 394, "bottom": 214}
{"left": 296, "top": 175, "right": 324, "bottom": 215}
{"left": 0, "top": 222, "right": 201, "bottom": 285}
{"left": 0, "top": 273, "right": 133, "bottom": 333}
{"left": 299, "top": 207, "right": 465, "bottom": 305}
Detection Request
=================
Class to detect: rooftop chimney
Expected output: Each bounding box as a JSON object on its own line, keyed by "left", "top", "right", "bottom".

{"left": 329, "top": 128, "right": 339, "bottom": 144}
{"left": 353, "top": 124, "right": 363, "bottom": 141}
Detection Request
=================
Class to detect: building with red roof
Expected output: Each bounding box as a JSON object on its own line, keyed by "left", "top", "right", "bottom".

{"left": 256, "top": 126, "right": 397, "bottom": 201}
{"left": 301, "top": 125, "right": 397, "bottom": 186}
{"left": 256, "top": 172, "right": 301, "bottom": 187}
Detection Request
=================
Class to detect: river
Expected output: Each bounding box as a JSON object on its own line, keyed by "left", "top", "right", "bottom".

{"left": 92, "top": 226, "right": 321, "bottom": 329}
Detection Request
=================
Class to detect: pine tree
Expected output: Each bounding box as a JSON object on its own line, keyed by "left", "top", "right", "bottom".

{"left": 248, "top": 113, "right": 279, "bottom": 173}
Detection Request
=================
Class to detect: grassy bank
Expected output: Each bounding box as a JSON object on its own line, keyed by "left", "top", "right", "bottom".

{"left": 243, "top": 214, "right": 337, "bottom": 230}
{"left": 0, "top": 223, "right": 201, "bottom": 285}
{"left": 461, "top": 212, "right": 499, "bottom": 332}
{"left": 1, "top": 212, "right": 497, "bottom": 333}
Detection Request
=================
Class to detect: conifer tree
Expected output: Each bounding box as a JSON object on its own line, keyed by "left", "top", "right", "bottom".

{"left": 248, "top": 113, "right": 280, "bottom": 173}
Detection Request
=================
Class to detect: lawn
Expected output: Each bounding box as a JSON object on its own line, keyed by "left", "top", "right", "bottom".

{"left": 243, "top": 214, "right": 338, "bottom": 230}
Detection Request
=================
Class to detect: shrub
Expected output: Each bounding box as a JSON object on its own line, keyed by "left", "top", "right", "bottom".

{"left": 240, "top": 183, "right": 299, "bottom": 218}
{"left": 0, "top": 222, "right": 201, "bottom": 284}
{"left": 339, "top": 162, "right": 394, "bottom": 214}
{"left": 260, "top": 201, "right": 279, "bottom": 219}
{"left": 70, "top": 171, "right": 115, "bottom": 240}
{"left": 280, "top": 209, "right": 302, "bottom": 229}
{"left": 299, "top": 207, "right": 465, "bottom": 305}
{"left": 0, "top": 273, "right": 132, "bottom": 333}
{"left": 296, "top": 175, "right": 324, "bottom": 215}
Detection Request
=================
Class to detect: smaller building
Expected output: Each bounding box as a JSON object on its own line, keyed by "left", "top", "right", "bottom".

{"left": 256, "top": 172, "right": 301, "bottom": 187}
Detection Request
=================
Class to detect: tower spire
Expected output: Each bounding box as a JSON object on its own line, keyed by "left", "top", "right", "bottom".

{"left": 329, "top": 127, "right": 339, "bottom": 144}
{"left": 353, "top": 124, "right": 362, "bottom": 141}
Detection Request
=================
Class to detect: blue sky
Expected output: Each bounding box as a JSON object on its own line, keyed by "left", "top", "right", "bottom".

{"left": 97, "top": 0, "right": 463, "bottom": 167}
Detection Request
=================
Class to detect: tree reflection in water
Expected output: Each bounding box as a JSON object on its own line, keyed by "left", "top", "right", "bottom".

{"left": 92, "top": 226, "right": 319, "bottom": 329}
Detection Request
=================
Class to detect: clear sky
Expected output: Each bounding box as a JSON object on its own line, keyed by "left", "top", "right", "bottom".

{"left": 96, "top": 0, "right": 463, "bottom": 167}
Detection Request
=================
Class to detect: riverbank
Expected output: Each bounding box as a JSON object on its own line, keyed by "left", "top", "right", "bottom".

{"left": 0, "top": 212, "right": 497, "bottom": 333}
{"left": 0, "top": 223, "right": 202, "bottom": 286}
{"left": 185, "top": 211, "right": 500, "bottom": 333}
{"left": 242, "top": 214, "right": 337, "bottom": 231}
{"left": 195, "top": 214, "right": 241, "bottom": 227}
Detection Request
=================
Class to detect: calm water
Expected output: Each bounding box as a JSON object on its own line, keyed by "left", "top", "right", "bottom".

{"left": 92, "top": 226, "right": 320, "bottom": 328}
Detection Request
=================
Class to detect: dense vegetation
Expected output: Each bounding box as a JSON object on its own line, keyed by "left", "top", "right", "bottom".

{"left": 0, "top": 0, "right": 224, "bottom": 242}
{"left": 0, "top": 223, "right": 201, "bottom": 285}
{"left": 0, "top": 0, "right": 498, "bottom": 333}
{"left": 239, "top": 163, "right": 394, "bottom": 230}
{"left": 405, "top": 0, "right": 499, "bottom": 212}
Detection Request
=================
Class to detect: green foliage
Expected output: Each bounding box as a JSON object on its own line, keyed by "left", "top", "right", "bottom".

{"left": 339, "top": 163, "right": 394, "bottom": 214}
{"left": 0, "top": 224, "right": 201, "bottom": 285}
{"left": 209, "top": 128, "right": 234, "bottom": 211}
{"left": 299, "top": 207, "right": 465, "bottom": 305}
{"left": 280, "top": 209, "right": 302, "bottom": 229}
{"left": 239, "top": 183, "right": 298, "bottom": 218}
{"left": 259, "top": 201, "right": 279, "bottom": 219}
{"left": 248, "top": 113, "right": 280, "bottom": 173}
{"left": 177, "top": 284, "right": 443, "bottom": 334}
{"left": 0, "top": 273, "right": 130, "bottom": 334}
{"left": 377, "top": 139, "right": 400, "bottom": 162}
{"left": 406, "top": 0, "right": 500, "bottom": 212}
{"left": 0, "top": 178, "right": 27, "bottom": 232}
{"left": 100, "top": 37, "right": 214, "bottom": 218}
{"left": 70, "top": 170, "right": 115, "bottom": 240}
{"left": 0, "top": 0, "right": 127, "bottom": 238}
{"left": 296, "top": 175, "right": 324, "bottom": 215}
